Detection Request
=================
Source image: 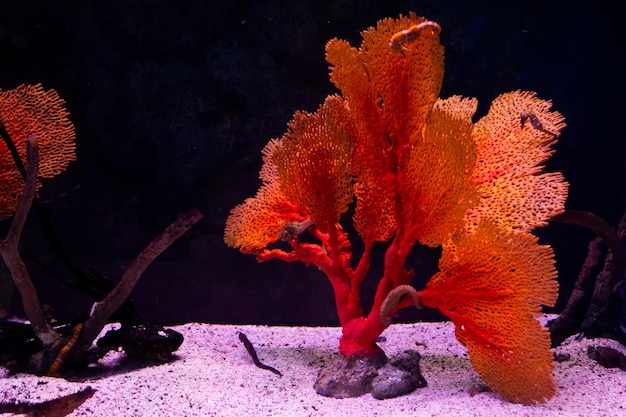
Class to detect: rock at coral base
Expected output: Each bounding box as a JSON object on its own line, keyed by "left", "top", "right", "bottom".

{"left": 314, "top": 352, "right": 387, "bottom": 398}
{"left": 314, "top": 350, "right": 427, "bottom": 399}
{"left": 371, "top": 350, "right": 427, "bottom": 400}
{"left": 370, "top": 365, "right": 417, "bottom": 400}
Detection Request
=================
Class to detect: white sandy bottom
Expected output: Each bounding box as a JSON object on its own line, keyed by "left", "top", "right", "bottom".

{"left": 1, "top": 318, "right": 625, "bottom": 417}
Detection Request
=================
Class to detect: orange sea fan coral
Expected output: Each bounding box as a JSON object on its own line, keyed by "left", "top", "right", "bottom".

{"left": 464, "top": 90, "right": 568, "bottom": 232}
{"left": 326, "top": 12, "right": 444, "bottom": 243}
{"left": 0, "top": 83, "right": 76, "bottom": 220}
{"left": 399, "top": 96, "right": 479, "bottom": 247}
{"left": 224, "top": 95, "right": 351, "bottom": 251}
{"left": 419, "top": 220, "right": 558, "bottom": 404}
{"left": 270, "top": 95, "right": 352, "bottom": 235}
{"left": 225, "top": 13, "right": 568, "bottom": 401}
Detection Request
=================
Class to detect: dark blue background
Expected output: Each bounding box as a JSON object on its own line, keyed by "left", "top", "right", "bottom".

{"left": 0, "top": 0, "right": 624, "bottom": 326}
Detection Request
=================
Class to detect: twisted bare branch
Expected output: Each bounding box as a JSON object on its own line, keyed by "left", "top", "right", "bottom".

{"left": 0, "top": 136, "right": 61, "bottom": 349}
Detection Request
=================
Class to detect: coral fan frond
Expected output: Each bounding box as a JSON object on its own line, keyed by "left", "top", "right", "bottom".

{"left": 358, "top": 13, "right": 443, "bottom": 138}
{"left": 224, "top": 181, "right": 305, "bottom": 251}
{"left": 325, "top": 13, "right": 444, "bottom": 243}
{"left": 0, "top": 84, "right": 76, "bottom": 220}
{"left": 270, "top": 95, "right": 353, "bottom": 234}
{"left": 419, "top": 221, "right": 558, "bottom": 404}
{"left": 325, "top": 35, "right": 394, "bottom": 243}
{"left": 465, "top": 90, "right": 568, "bottom": 232}
{"left": 472, "top": 91, "right": 565, "bottom": 183}
{"left": 465, "top": 171, "right": 569, "bottom": 232}
{"left": 401, "top": 96, "right": 479, "bottom": 247}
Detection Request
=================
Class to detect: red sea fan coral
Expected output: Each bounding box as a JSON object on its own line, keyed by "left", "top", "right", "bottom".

{"left": 225, "top": 13, "right": 567, "bottom": 403}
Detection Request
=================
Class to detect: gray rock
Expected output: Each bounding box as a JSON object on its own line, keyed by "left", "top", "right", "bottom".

{"left": 314, "top": 350, "right": 427, "bottom": 400}
{"left": 314, "top": 353, "right": 387, "bottom": 398}
{"left": 371, "top": 350, "right": 427, "bottom": 400}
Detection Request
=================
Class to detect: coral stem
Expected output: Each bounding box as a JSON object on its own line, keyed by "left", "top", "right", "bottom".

{"left": 338, "top": 237, "right": 414, "bottom": 357}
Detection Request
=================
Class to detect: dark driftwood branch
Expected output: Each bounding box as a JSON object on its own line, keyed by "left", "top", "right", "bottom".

{"left": 70, "top": 208, "right": 204, "bottom": 363}
{"left": 548, "top": 237, "right": 603, "bottom": 346}
{"left": 0, "top": 386, "right": 95, "bottom": 417}
{"left": 0, "top": 136, "right": 61, "bottom": 349}
{"left": 549, "top": 210, "right": 626, "bottom": 345}
{"left": 551, "top": 210, "right": 625, "bottom": 290}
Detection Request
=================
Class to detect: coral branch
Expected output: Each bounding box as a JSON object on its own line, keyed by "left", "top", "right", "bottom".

{"left": 549, "top": 210, "right": 626, "bottom": 343}
{"left": 349, "top": 240, "right": 373, "bottom": 301}
{"left": 548, "top": 237, "right": 603, "bottom": 346}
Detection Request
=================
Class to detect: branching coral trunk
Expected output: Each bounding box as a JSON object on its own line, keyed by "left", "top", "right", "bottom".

{"left": 339, "top": 240, "right": 413, "bottom": 355}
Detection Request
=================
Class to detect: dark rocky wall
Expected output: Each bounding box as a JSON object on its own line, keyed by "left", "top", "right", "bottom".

{"left": 0, "top": 0, "right": 624, "bottom": 325}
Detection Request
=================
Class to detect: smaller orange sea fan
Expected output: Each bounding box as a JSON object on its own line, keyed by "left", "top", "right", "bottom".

{"left": 270, "top": 95, "right": 352, "bottom": 235}
{"left": 224, "top": 95, "right": 351, "bottom": 251}
{"left": 325, "top": 12, "right": 445, "bottom": 244}
{"left": 0, "top": 83, "right": 76, "bottom": 220}
{"left": 465, "top": 90, "right": 568, "bottom": 233}
{"left": 419, "top": 220, "right": 558, "bottom": 404}
{"left": 224, "top": 180, "right": 305, "bottom": 252}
